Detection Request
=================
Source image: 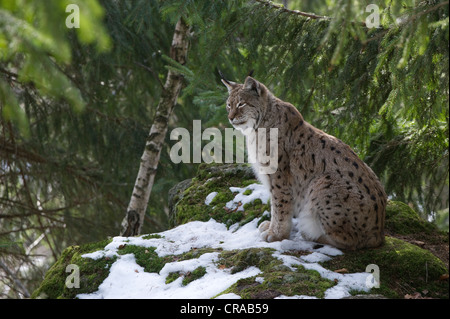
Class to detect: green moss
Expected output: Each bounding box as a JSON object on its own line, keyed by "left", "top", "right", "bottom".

{"left": 33, "top": 240, "right": 226, "bottom": 299}
{"left": 321, "top": 236, "right": 449, "bottom": 298}
{"left": 243, "top": 189, "right": 253, "bottom": 196}
{"left": 35, "top": 166, "right": 448, "bottom": 301}
{"left": 172, "top": 163, "right": 266, "bottom": 228}
{"left": 31, "top": 239, "right": 114, "bottom": 299}
{"left": 215, "top": 248, "right": 336, "bottom": 299}
{"left": 165, "top": 272, "right": 181, "bottom": 284}
{"left": 209, "top": 191, "right": 232, "bottom": 206}
{"left": 218, "top": 248, "right": 281, "bottom": 273}
{"left": 117, "top": 245, "right": 170, "bottom": 273}
{"left": 177, "top": 247, "right": 222, "bottom": 261}
{"left": 385, "top": 201, "right": 437, "bottom": 235}
{"left": 217, "top": 265, "right": 335, "bottom": 299}
{"left": 182, "top": 266, "right": 207, "bottom": 285}
{"left": 165, "top": 266, "right": 207, "bottom": 286}
{"left": 141, "top": 234, "right": 163, "bottom": 240}
{"left": 385, "top": 201, "right": 448, "bottom": 245}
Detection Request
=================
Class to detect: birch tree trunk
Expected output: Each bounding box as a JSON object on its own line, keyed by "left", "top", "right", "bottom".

{"left": 120, "top": 18, "right": 190, "bottom": 236}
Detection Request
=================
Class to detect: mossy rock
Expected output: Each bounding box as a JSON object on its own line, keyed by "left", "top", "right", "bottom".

{"left": 31, "top": 239, "right": 115, "bottom": 299}
{"left": 32, "top": 241, "right": 222, "bottom": 299}
{"left": 165, "top": 266, "right": 207, "bottom": 285}
{"left": 116, "top": 244, "right": 170, "bottom": 273}
{"left": 216, "top": 248, "right": 336, "bottom": 299}
{"left": 218, "top": 248, "right": 336, "bottom": 299}
{"left": 218, "top": 248, "right": 283, "bottom": 274}
{"left": 322, "top": 236, "right": 449, "bottom": 298}
{"left": 169, "top": 163, "right": 269, "bottom": 228}
{"left": 33, "top": 164, "right": 448, "bottom": 299}
{"left": 385, "top": 201, "right": 448, "bottom": 254}
{"left": 385, "top": 201, "right": 437, "bottom": 236}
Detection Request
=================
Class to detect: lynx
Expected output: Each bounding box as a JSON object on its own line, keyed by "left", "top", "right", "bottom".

{"left": 221, "top": 75, "right": 386, "bottom": 250}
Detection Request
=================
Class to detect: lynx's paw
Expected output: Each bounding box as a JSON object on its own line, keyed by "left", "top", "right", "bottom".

{"left": 258, "top": 220, "right": 270, "bottom": 232}
{"left": 258, "top": 221, "right": 288, "bottom": 242}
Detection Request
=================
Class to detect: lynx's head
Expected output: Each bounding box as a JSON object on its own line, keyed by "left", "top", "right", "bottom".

{"left": 221, "top": 76, "right": 269, "bottom": 134}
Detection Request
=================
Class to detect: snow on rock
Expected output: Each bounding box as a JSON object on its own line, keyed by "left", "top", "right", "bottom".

{"left": 226, "top": 183, "right": 270, "bottom": 211}
{"left": 79, "top": 217, "right": 371, "bottom": 299}
{"left": 204, "top": 191, "right": 218, "bottom": 205}
{"left": 78, "top": 251, "right": 261, "bottom": 299}
{"left": 78, "top": 183, "right": 372, "bottom": 299}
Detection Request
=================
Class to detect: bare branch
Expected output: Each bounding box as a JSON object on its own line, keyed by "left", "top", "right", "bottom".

{"left": 0, "top": 260, "right": 30, "bottom": 298}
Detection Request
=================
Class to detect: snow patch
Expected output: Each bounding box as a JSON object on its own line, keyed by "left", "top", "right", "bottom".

{"left": 225, "top": 183, "right": 270, "bottom": 211}
{"left": 78, "top": 183, "right": 373, "bottom": 299}
{"left": 204, "top": 191, "right": 218, "bottom": 205}
{"left": 78, "top": 250, "right": 261, "bottom": 299}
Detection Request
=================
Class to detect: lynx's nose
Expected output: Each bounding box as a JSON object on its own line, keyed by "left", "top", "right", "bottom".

{"left": 228, "top": 108, "right": 237, "bottom": 121}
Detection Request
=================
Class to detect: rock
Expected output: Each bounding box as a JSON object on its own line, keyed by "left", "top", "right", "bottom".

{"left": 385, "top": 201, "right": 437, "bottom": 236}
{"left": 168, "top": 163, "right": 266, "bottom": 228}
{"left": 321, "top": 236, "right": 448, "bottom": 298}
{"left": 31, "top": 163, "right": 449, "bottom": 299}
{"left": 385, "top": 200, "right": 449, "bottom": 270}
{"left": 168, "top": 178, "right": 192, "bottom": 226}
{"left": 31, "top": 239, "right": 116, "bottom": 299}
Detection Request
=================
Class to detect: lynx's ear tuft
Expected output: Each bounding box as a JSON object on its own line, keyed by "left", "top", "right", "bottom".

{"left": 243, "top": 76, "right": 261, "bottom": 96}
{"left": 219, "top": 70, "right": 237, "bottom": 93}
{"left": 221, "top": 79, "right": 237, "bottom": 93}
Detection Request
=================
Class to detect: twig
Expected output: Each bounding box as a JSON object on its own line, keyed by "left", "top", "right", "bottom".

{"left": 408, "top": 0, "right": 449, "bottom": 22}
{"left": 0, "top": 67, "right": 19, "bottom": 79}
{"left": 134, "top": 61, "right": 165, "bottom": 89}
{"left": 253, "top": 0, "right": 330, "bottom": 20}
{"left": 0, "top": 260, "right": 30, "bottom": 298}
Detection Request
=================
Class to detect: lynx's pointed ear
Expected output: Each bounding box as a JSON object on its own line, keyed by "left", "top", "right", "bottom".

{"left": 221, "top": 79, "right": 237, "bottom": 93}
{"left": 243, "top": 76, "right": 261, "bottom": 96}
{"left": 219, "top": 70, "right": 237, "bottom": 94}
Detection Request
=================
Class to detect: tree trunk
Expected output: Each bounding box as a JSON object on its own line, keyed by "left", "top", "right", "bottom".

{"left": 120, "top": 18, "right": 190, "bottom": 236}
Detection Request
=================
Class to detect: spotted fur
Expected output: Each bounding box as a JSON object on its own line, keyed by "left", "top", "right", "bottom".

{"left": 222, "top": 76, "right": 386, "bottom": 250}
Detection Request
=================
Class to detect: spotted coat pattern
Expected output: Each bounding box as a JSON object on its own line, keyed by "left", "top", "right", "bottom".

{"left": 222, "top": 76, "right": 386, "bottom": 250}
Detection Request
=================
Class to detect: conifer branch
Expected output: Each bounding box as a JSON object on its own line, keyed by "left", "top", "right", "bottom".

{"left": 254, "top": 0, "right": 449, "bottom": 29}
{"left": 407, "top": 0, "right": 449, "bottom": 22}
{"left": 253, "top": 0, "right": 367, "bottom": 27}
{"left": 252, "top": 0, "right": 330, "bottom": 20}
{"left": 134, "top": 61, "right": 165, "bottom": 89}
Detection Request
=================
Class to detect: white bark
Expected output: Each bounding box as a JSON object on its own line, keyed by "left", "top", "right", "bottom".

{"left": 121, "top": 18, "right": 190, "bottom": 236}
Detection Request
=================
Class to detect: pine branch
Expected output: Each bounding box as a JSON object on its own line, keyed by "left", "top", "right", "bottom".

{"left": 252, "top": 0, "right": 370, "bottom": 28}
{"left": 134, "top": 61, "right": 165, "bottom": 89}
{"left": 405, "top": 0, "right": 449, "bottom": 23}
{"left": 256, "top": 0, "right": 450, "bottom": 29}
{"left": 252, "top": 0, "right": 330, "bottom": 20}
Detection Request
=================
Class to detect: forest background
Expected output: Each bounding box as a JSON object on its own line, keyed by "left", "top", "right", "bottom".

{"left": 0, "top": 0, "right": 448, "bottom": 298}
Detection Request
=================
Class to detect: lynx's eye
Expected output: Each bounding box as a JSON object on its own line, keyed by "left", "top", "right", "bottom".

{"left": 226, "top": 103, "right": 231, "bottom": 111}
{"left": 237, "top": 101, "right": 246, "bottom": 109}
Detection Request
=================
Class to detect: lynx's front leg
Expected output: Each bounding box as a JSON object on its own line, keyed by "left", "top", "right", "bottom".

{"left": 259, "top": 171, "right": 293, "bottom": 242}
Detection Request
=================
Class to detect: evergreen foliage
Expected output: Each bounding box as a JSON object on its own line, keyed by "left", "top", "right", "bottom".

{"left": 165, "top": 0, "right": 449, "bottom": 215}
{"left": 0, "top": 0, "right": 448, "bottom": 298}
